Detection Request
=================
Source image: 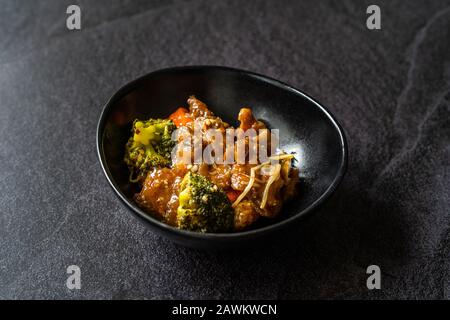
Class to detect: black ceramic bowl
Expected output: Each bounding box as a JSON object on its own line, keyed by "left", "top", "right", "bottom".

{"left": 97, "top": 66, "right": 347, "bottom": 249}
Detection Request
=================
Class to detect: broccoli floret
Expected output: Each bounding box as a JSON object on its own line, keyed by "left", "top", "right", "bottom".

{"left": 124, "top": 119, "right": 176, "bottom": 182}
{"left": 177, "top": 172, "right": 234, "bottom": 233}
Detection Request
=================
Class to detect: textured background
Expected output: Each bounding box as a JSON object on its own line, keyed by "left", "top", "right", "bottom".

{"left": 0, "top": 0, "right": 449, "bottom": 299}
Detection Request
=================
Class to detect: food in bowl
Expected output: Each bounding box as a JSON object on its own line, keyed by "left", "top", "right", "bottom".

{"left": 124, "top": 96, "right": 299, "bottom": 233}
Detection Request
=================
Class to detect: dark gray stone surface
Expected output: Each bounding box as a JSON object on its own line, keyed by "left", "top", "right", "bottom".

{"left": 0, "top": 0, "right": 449, "bottom": 299}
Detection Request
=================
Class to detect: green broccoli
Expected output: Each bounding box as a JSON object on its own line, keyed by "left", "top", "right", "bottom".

{"left": 124, "top": 118, "right": 176, "bottom": 182}
{"left": 177, "top": 172, "right": 234, "bottom": 233}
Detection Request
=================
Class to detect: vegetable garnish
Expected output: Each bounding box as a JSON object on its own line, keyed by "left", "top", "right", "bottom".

{"left": 126, "top": 96, "right": 299, "bottom": 232}
{"left": 177, "top": 172, "right": 234, "bottom": 233}
{"left": 124, "top": 119, "right": 176, "bottom": 182}
{"left": 226, "top": 190, "right": 242, "bottom": 203}
{"left": 232, "top": 154, "right": 295, "bottom": 209}
{"left": 169, "top": 107, "right": 193, "bottom": 127}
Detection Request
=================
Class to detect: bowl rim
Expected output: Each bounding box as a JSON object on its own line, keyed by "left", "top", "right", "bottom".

{"left": 96, "top": 65, "right": 348, "bottom": 239}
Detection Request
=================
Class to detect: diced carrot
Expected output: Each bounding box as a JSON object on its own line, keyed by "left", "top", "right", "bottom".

{"left": 226, "top": 190, "right": 241, "bottom": 203}
{"left": 169, "top": 107, "right": 192, "bottom": 127}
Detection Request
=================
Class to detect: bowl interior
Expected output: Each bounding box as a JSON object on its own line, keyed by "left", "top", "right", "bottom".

{"left": 99, "top": 66, "right": 346, "bottom": 235}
